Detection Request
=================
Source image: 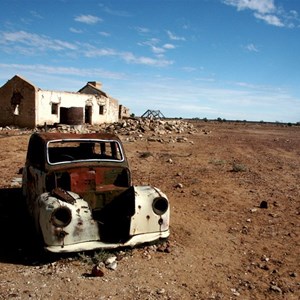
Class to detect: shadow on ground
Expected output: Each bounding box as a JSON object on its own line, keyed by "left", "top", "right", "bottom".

{"left": 0, "top": 188, "right": 59, "bottom": 265}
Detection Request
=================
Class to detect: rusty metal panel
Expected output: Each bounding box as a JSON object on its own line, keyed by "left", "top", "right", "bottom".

{"left": 22, "top": 132, "right": 170, "bottom": 253}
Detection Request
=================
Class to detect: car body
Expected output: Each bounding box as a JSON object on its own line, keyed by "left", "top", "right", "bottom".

{"left": 22, "top": 132, "right": 169, "bottom": 253}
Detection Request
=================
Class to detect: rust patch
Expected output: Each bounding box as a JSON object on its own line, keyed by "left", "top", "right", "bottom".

{"left": 51, "top": 187, "right": 75, "bottom": 204}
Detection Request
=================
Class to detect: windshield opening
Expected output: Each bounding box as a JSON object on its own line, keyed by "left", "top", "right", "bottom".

{"left": 47, "top": 139, "right": 123, "bottom": 164}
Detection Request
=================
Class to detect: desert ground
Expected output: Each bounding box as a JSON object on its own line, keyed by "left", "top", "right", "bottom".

{"left": 0, "top": 120, "right": 299, "bottom": 300}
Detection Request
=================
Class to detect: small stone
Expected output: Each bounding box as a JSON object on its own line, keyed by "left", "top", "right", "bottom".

{"left": 91, "top": 265, "right": 105, "bottom": 277}
{"left": 157, "top": 288, "right": 165, "bottom": 295}
{"left": 157, "top": 245, "right": 165, "bottom": 252}
{"left": 231, "top": 288, "right": 240, "bottom": 296}
{"left": 289, "top": 272, "right": 297, "bottom": 277}
{"left": 260, "top": 201, "right": 268, "bottom": 209}
{"left": 164, "top": 246, "right": 171, "bottom": 253}
{"left": 259, "top": 264, "right": 269, "bottom": 270}
{"left": 261, "top": 255, "right": 269, "bottom": 262}
{"left": 270, "top": 285, "right": 282, "bottom": 293}
{"left": 175, "top": 183, "right": 183, "bottom": 189}
{"left": 106, "top": 261, "right": 117, "bottom": 270}
{"left": 105, "top": 256, "right": 117, "bottom": 265}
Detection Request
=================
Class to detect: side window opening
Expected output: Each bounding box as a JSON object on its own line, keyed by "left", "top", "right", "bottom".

{"left": 11, "top": 91, "right": 23, "bottom": 116}
{"left": 99, "top": 105, "right": 104, "bottom": 115}
{"left": 51, "top": 103, "right": 59, "bottom": 115}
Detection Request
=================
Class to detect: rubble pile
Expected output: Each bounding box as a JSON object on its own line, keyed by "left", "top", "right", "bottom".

{"left": 0, "top": 118, "right": 197, "bottom": 142}
{"left": 63, "top": 118, "right": 196, "bottom": 142}
{"left": 104, "top": 118, "right": 196, "bottom": 135}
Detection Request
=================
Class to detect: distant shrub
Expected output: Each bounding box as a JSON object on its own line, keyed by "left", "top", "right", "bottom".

{"left": 231, "top": 162, "right": 247, "bottom": 172}
{"left": 77, "top": 250, "right": 112, "bottom": 265}
{"left": 209, "top": 159, "right": 227, "bottom": 166}
{"left": 139, "top": 152, "right": 152, "bottom": 158}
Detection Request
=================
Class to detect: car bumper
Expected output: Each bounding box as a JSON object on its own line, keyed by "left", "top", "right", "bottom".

{"left": 45, "top": 230, "right": 170, "bottom": 253}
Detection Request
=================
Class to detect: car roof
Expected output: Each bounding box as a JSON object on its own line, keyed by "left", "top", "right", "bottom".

{"left": 32, "top": 132, "right": 122, "bottom": 143}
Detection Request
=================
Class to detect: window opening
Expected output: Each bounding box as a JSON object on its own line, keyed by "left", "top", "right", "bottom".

{"left": 99, "top": 105, "right": 104, "bottom": 115}
{"left": 51, "top": 103, "right": 58, "bottom": 115}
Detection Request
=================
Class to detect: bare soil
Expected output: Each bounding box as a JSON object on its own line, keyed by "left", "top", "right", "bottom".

{"left": 0, "top": 121, "right": 299, "bottom": 300}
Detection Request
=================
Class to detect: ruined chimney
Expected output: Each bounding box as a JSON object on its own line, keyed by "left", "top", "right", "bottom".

{"left": 88, "top": 81, "right": 102, "bottom": 90}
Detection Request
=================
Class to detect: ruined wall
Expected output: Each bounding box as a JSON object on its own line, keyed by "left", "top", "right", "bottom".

{"left": 119, "top": 105, "right": 130, "bottom": 119}
{"left": 36, "top": 90, "right": 118, "bottom": 126}
{"left": 106, "top": 97, "right": 119, "bottom": 123}
{"left": 0, "top": 76, "right": 121, "bottom": 128}
{"left": 0, "top": 75, "right": 36, "bottom": 128}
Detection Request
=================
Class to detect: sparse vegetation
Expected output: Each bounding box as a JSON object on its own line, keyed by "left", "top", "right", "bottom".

{"left": 77, "top": 250, "right": 112, "bottom": 265}
{"left": 231, "top": 162, "right": 247, "bottom": 172}
{"left": 139, "top": 151, "right": 152, "bottom": 158}
{"left": 209, "top": 159, "right": 227, "bottom": 166}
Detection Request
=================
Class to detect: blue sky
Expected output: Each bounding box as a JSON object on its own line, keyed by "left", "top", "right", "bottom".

{"left": 1, "top": 0, "right": 300, "bottom": 122}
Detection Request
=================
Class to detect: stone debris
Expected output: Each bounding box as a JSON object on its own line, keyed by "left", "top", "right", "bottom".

{"left": 260, "top": 200, "right": 268, "bottom": 209}
{"left": 175, "top": 183, "right": 183, "bottom": 189}
{"left": 10, "top": 177, "right": 22, "bottom": 187}
{"left": 91, "top": 264, "right": 105, "bottom": 277}
{"left": 269, "top": 284, "right": 282, "bottom": 293}
{"left": 105, "top": 256, "right": 118, "bottom": 270}
{"left": 0, "top": 118, "right": 198, "bottom": 143}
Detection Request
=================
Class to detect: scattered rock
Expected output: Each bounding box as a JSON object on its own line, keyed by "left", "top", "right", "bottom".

{"left": 270, "top": 284, "right": 282, "bottom": 293}
{"left": 91, "top": 264, "right": 105, "bottom": 277}
{"left": 105, "top": 256, "right": 117, "bottom": 270}
{"left": 175, "top": 183, "right": 183, "bottom": 189}
{"left": 260, "top": 200, "right": 268, "bottom": 209}
{"left": 0, "top": 118, "right": 197, "bottom": 142}
{"left": 156, "top": 288, "right": 166, "bottom": 295}
{"left": 289, "top": 272, "right": 297, "bottom": 277}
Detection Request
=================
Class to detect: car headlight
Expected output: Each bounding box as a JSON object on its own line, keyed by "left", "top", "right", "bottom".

{"left": 51, "top": 206, "right": 72, "bottom": 227}
{"left": 152, "top": 197, "right": 169, "bottom": 215}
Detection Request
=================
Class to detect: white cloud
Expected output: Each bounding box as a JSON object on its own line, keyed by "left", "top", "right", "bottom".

{"left": 135, "top": 27, "right": 150, "bottom": 34}
{"left": 163, "top": 43, "right": 175, "bottom": 49}
{"left": 74, "top": 14, "right": 102, "bottom": 24}
{"left": 84, "top": 47, "right": 173, "bottom": 67}
{"left": 254, "top": 12, "right": 284, "bottom": 27}
{"left": 70, "top": 27, "right": 83, "bottom": 34}
{"left": 30, "top": 10, "right": 43, "bottom": 19}
{"left": 0, "top": 63, "right": 125, "bottom": 80}
{"left": 151, "top": 46, "right": 165, "bottom": 54}
{"left": 120, "top": 52, "right": 173, "bottom": 67}
{"left": 139, "top": 39, "right": 175, "bottom": 55}
{"left": 0, "top": 30, "right": 171, "bottom": 67}
{"left": 166, "top": 30, "right": 186, "bottom": 41}
{"left": 0, "top": 31, "right": 77, "bottom": 51}
{"left": 99, "top": 31, "right": 110, "bottom": 37}
{"left": 117, "top": 76, "right": 300, "bottom": 122}
{"left": 84, "top": 48, "right": 117, "bottom": 57}
{"left": 222, "top": 0, "right": 298, "bottom": 27}
{"left": 244, "top": 43, "right": 259, "bottom": 52}
{"left": 100, "top": 5, "right": 132, "bottom": 17}
{"left": 223, "top": 0, "right": 275, "bottom": 14}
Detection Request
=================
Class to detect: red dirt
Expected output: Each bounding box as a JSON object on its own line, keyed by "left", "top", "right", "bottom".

{"left": 0, "top": 121, "right": 299, "bottom": 299}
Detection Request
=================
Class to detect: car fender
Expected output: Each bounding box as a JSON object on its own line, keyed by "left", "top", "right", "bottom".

{"left": 130, "top": 186, "right": 170, "bottom": 236}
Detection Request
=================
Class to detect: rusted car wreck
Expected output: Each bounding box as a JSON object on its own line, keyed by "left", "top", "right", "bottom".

{"left": 22, "top": 132, "right": 170, "bottom": 253}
